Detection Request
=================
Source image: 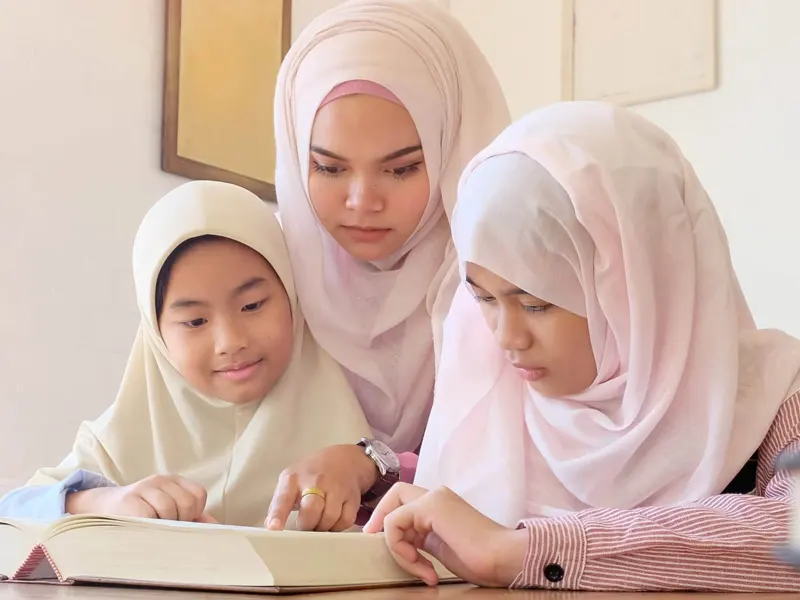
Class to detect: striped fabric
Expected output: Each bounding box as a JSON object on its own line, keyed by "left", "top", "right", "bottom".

{"left": 511, "top": 392, "right": 800, "bottom": 591}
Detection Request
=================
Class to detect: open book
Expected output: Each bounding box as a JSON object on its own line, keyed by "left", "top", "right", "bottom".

{"left": 0, "top": 514, "right": 457, "bottom": 594}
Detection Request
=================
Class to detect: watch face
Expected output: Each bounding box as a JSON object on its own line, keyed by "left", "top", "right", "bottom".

{"left": 370, "top": 439, "right": 401, "bottom": 471}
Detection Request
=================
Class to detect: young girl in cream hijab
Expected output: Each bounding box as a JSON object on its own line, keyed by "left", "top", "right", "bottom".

{"left": 0, "top": 181, "right": 371, "bottom": 528}
{"left": 266, "top": 0, "right": 510, "bottom": 531}
{"left": 364, "top": 103, "right": 800, "bottom": 592}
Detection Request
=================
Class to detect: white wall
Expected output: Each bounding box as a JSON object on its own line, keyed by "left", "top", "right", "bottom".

{"left": 0, "top": 0, "right": 343, "bottom": 495}
{"left": 633, "top": 0, "right": 800, "bottom": 334}
{"left": 0, "top": 1, "right": 184, "bottom": 492}
{"left": 1, "top": 0, "right": 798, "bottom": 491}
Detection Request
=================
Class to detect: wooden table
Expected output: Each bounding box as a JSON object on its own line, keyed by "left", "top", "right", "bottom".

{"left": 1, "top": 583, "right": 799, "bottom": 600}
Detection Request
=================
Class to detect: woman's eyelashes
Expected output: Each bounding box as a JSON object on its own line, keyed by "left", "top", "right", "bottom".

{"left": 471, "top": 293, "right": 551, "bottom": 313}
{"left": 389, "top": 161, "right": 422, "bottom": 180}
{"left": 311, "top": 160, "right": 341, "bottom": 177}
{"left": 310, "top": 159, "right": 422, "bottom": 180}
{"left": 521, "top": 304, "right": 550, "bottom": 313}
{"left": 472, "top": 293, "right": 494, "bottom": 304}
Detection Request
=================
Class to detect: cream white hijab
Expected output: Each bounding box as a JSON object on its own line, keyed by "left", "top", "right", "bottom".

{"left": 274, "top": 0, "right": 510, "bottom": 452}
{"left": 415, "top": 102, "right": 800, "bottom": 527}
{"left": 28, "top": 181, "right": 371, "bottom": 526}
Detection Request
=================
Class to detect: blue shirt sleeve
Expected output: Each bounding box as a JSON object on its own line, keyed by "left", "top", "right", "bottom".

{"left": 0, "top": 470, "right": 116, "bottom": 521}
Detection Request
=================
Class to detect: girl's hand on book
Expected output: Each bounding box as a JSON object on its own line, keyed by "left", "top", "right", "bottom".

{"left": 67, "top": 474, "right": 214, "bottom": 523}
{"left": 266, "top": 444, "right": 378, "bottom": 532}
{"left": 362, "top": 483, "right": 527, "bottom": 588}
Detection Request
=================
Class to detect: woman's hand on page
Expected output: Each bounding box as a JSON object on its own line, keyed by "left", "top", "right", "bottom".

{"left": 266, "top": 444, "right": 378, "bottom": 532}
{"left": 66, "top": 474, "right": 215, "bottom": 523}
{"left": 362, "top": 483, "right": 527, "bottom": 588}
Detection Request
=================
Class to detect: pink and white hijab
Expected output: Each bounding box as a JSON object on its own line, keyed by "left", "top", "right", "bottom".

{"left": 273, "top": 0, "right": 510, "bottom": 451}
{"left": 415, "top": 102, "right": 800, "bottom": 526}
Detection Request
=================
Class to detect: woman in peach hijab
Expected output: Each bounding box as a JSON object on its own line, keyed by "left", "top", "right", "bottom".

{"left": 365, "top": 102, "right": 800, "bottom": 592}
{"left": 266, "top": 0, "right": 510, "bottom": 532}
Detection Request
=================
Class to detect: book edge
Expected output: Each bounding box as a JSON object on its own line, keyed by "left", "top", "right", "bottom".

{"left": 66, "top": 575, "right": 463, "bottom": 594}
{"left": 11, "top": 544, "right": 64, "bottom": 582}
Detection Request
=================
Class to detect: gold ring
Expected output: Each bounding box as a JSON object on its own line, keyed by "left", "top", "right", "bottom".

{"left": 301, "top": 487, "right": 326, "bottom": 501}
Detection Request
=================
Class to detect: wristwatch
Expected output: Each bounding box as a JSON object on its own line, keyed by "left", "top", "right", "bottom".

{"left": 357, "top": 437, "right": 401, "bottom": 503}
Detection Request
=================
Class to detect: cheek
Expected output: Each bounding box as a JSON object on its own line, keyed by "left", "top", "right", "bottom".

{"left": 161, "top": 329, "right": 210, "bottom": 382}
{"left": 261, "top": 296, "right": 296, "bottom": 365}
{"left": 272, "top": 316, "right": 295, "bottom": 365}
{"left": 554, "top": 317, "right": 597, "bottom": 385}
{"left": 308, "top": 177, "right": 345, "bottom": 222}
{"left": 392, "top": 172, "right": 430, "bottom": 231}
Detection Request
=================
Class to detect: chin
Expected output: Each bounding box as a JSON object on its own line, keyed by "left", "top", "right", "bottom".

{"left": 526, "top": 380, "right": 587, "bottom": 398}
{"left": 218, "top": 384, "right": 271, "bottom": 405}
{"left": 344, "top": 246, "right": 393, "bottom": 262}
{"left": 336, "top": 239, "right": 404, "bottom": 263}
{"left": 216, "top": 393, "right": 259, "bottom": 405}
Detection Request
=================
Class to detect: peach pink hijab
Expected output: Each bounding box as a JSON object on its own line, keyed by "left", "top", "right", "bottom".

{"left": 415, "top": 102, "right": 800, "bottom": 527}
{"left": 273, "top": 0, "right": 510, "bottom": 452}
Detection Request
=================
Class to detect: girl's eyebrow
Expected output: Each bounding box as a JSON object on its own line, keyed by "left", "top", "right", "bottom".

{"left": 231, "top": 276, "right": 268, "bottom": 298}
{"left": 168, "top": 277, "right": 268, "bottom": 310}
{"left": 168, "top": 298, "right": 205, "bottom": 310}
{"left": 310, "top": 144, "right": 422, "bottom": 163}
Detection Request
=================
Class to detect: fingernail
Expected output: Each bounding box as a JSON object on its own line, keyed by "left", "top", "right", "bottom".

{"left": 267, "top": 518, "right": 281, "bottom": 530}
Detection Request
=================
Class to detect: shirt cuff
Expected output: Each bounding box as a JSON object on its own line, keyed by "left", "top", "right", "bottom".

{"left": 510, "top": 514, "right": 587, "bottom": 590}
{"left": 60, "top": 470, "right": 116, "bottom": 514}
{"left": 398, "top": 452, "right": 418, "bottom": 484}
{"left": 0, "top": 470, "right": 116, "bottom": 521}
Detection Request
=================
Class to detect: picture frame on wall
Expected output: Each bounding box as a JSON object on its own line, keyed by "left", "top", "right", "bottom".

{"left": 161, "top": 0, "right": 291, "bottom": 202}
{"left": 566, "top": 0, "right": 717, "bottom": 106}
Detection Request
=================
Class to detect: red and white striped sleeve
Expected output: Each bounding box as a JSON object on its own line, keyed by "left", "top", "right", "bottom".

{"left": 511, "top": 392, "right": 800, "bottom": 592}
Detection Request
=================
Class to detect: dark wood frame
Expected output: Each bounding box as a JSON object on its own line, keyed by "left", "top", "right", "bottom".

{"left": 161, "top": 0, "right": 292, "bottom": 202}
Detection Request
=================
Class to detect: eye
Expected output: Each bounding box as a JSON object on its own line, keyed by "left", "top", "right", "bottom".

{"left": 243, "top": 299, "right": 267, "bottom": 312}
{"left": 388, "top": 162, "right": 422, "bottom": 180}
{"left": 522, "top": 304, "right": 551, "bottom": 314}
{"left": 472, "top": 294, "right": 495, "bottom": 304}
{"left": 311, "top": 160, "right": 343, "bottom": 177}
{"left": 182, "top": 318, "right": 207, "bottom": 329}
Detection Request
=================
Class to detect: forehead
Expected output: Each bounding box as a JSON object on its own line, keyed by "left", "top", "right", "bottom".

{"left": 310, "top": 95, "right": 421, "bottom": 153}
{"left": 166, "top": 239, "right": 278, "bottom": 293}
{"left": 465, "top": 262, "right": 516, "bottom": 290}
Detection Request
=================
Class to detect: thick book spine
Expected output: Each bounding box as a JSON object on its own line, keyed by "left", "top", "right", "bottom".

{"left": 12, "top": 544, "right": 63, "bottom": 582}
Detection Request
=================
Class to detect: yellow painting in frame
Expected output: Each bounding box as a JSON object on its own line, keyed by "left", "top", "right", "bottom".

{"left": 162, "top": 0, "right": 291, "bottom": 202}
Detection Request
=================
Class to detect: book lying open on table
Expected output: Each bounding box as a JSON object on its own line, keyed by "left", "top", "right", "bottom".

{"left": 0, "top": 514, "right": 457, "bottom": 594}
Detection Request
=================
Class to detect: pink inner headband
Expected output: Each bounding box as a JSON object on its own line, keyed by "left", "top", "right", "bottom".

{"left": 319, "top": 79, "right": 403, "bottom": 108}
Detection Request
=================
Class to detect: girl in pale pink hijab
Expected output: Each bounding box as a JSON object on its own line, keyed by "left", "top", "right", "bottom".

{"left": 364, "top": 102, "right": 800, "bottom": 592}
{"left": 266, "top": 0, "right": 510, "bottom": 532}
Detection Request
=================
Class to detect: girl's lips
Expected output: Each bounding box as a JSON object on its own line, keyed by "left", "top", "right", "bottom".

{"left": 341, "top": 226, "right": 391, "bottom": 243}
{"left": 216, "top": 359, "right": 263, "bottom": 382}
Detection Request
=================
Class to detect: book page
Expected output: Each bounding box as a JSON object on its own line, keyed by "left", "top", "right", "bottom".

{"left": 43, "top": 515, "right": 455, "bottom": 590}
{"left": 248, "top": 530, "right": 454, "bottom": 589}
{"left": 45, "top": 511, "right": 356, "bottom": 538}
{"left": 0, "top": 517, "right": 50, "bottom": 534}
{"left": 47, "top": 525, "right": 275, "bottom": 588}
